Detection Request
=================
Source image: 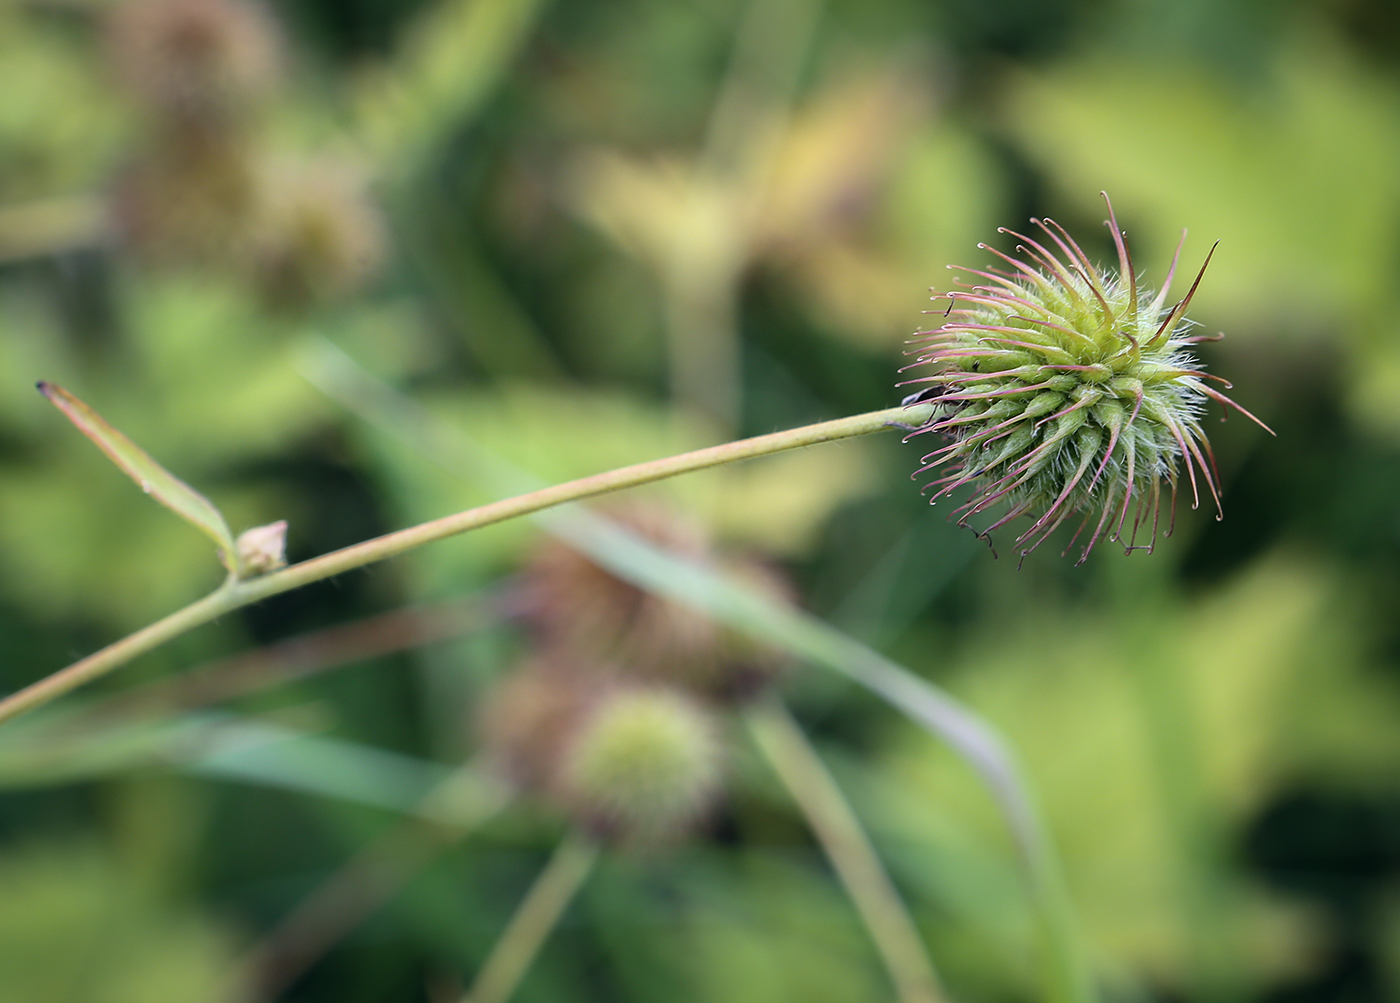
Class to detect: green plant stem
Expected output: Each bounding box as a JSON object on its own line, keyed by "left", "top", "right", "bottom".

{"left": 460, "top": 831, "right": 599, "bottom": 1003}
{"left": 746, "top": 699, "right": 948, "bottom": 1003}
{"left": 0, "top": 403, "right": 929, "bottom": 728}
{"left": 96, "top": 591, "right": 505, "bottom": 723}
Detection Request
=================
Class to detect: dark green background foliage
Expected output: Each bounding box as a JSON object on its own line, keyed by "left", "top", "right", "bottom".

{"left": 1, "top": 0, "right": 1399, "bottom": 1000}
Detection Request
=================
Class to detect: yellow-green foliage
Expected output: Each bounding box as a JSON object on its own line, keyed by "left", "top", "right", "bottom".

{"left": 0, "top": 843, "right": 241, "bottom": 1003}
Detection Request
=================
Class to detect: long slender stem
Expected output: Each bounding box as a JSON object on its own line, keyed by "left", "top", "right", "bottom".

{"left": 0, "top": 586, "right": 246, "bottom": 727}
{"left": 460, "top": 832, "right": 599, "bottom": 1003}
{"left": 0, "top": 403, "right": 930, "bottom": 728}
{"left": 746, "top": 699, "right": 949, "bottom": 1003}
{"left": 97, "top": 591, "right": 505, "bottom": 723}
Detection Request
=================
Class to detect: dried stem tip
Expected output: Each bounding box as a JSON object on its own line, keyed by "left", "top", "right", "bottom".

{"left": 900, "top": 193, "right": 1272, "bottom": 563}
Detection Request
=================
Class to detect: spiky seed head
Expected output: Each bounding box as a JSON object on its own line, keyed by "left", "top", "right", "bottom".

{"left": 557, "top": 686, "right": 723, "bottom": 842}
{"left": 900, "top": 193, "right": 1272, "bottom": 562}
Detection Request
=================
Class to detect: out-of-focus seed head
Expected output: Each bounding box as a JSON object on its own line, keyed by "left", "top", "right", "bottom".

{"left": 900, "top": 193, "right": 1272, "bottom": 563}
{"left": 522, "top": 503, "right": 712, "bottom": 671}
{"left": 520, "top": 503, "right": 790, "bottom": 699}
{"left": 478, "top": 658, "right": 596, "bottom": 794}
{"left": 107, "top": 0, "right": 282, "bottom": 121}
{"left": 478, "top": 661, "right": 724, "bottom": 842}
{"left": 556, "top": 686, "right": 723, "bottom": 843}
{"left": 110, "top": 127, "right": 258, "bottom": 263}
{"left": 249, "top": 157, "right": 386, "bottom": 308}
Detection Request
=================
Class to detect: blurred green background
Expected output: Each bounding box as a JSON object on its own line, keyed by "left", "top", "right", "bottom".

{"left": 1, "top": 0, "right": 1398, "bottom": 1000}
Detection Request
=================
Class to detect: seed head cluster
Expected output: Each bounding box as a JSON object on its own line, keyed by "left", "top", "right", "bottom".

{"left": 901, "top": 194, "right": 1271, "bottom": 562}
{"left": 481, "top": 504, "right": 793, "bottom": 844}
{"left": 520, "top": 503, "right": 789, "bottom": 699}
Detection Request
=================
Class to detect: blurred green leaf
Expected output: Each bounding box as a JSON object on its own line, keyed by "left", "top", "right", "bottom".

{"left": 873, "top": 553, "right": 1384, "bottom": 996}
{"left": 0, "top": 842, "right": 242, "bottom": 1003}
{"left": 0, "top": 706, "right": 507, "bottom": 827}
{"left": 355, "top": 0, "right": 547, "bottom": 171}
{"left": 37, "top": 381, "right": 240, "bottom": 574}
{"left": 1000, "top": 27, "right": 1400, "bottom": 343}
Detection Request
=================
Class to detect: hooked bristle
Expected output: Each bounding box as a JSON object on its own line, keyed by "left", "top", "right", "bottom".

{"left": 900, "top": 193, "right": 1273, "bottom": 563}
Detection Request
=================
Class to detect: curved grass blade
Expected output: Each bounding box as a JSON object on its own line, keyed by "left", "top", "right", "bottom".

{"left": 37, "top": 382, "right": 239, "bottom": 574}
{"left": 303, "top": 341, "right": 1095, "bottom": 1003}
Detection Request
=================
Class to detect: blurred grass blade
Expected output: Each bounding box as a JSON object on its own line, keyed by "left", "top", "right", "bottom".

{"left": 747, "top": 699, "right": 949, "bottom": 1003}
{"left": 37, "top": 382, "right": 239, "bottom": 574}
{"left": 302, "top": 340, "right": 1096, "bottom": 1003}
{"left": 185, "top": 717, "right": 456, "bottom": 813}
{"left": 356, "top": 0, "right": 547, "bottom": 171}
{"left": 0, "top": 706, "right": 504, "bottom": 826}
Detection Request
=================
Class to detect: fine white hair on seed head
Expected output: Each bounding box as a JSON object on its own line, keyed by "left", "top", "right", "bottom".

{"left": 898, "top": 193, "right": 1273, "bottom": 563}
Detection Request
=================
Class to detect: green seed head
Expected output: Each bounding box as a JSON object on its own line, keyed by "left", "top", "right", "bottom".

{"left": 901, "top": 194, "right": 1271, "bottom": 562}
{"left": 558, "top": 687, "right": 722, "bottom": 842}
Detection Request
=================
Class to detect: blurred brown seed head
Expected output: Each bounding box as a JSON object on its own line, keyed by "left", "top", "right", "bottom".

{"left": 249, "top": 157, "right": 386, "bottom": 308}
{"left": 520, "top": 503, "right": 791, "bottom": 699}
{"left": 110, "top": 125, "right": 259, "bottom": 263}
{"left": 477, "top": 657, "right": 597, "bottom": 794}
{"left": 107, "top": 0, "right": 282, "bottom": 121}
{"left": 522, "top": 504, "right": 713, "bottom": 674}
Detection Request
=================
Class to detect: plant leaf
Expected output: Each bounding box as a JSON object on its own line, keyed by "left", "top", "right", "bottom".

{"left": 37, "top": 382, "right": 238, "bottom": 572}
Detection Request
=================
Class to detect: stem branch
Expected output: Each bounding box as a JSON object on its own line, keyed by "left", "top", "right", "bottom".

{"left": 747, "top": 699, "right": 948, "bottom": 1003}
{"left": 0, "top": 404, "right": 929, "bottom": 727}
{"left": 460, "top": 831, "right": 599, "bottom": 1003}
